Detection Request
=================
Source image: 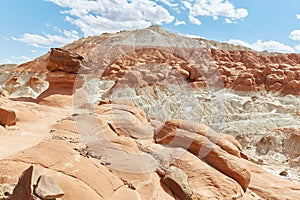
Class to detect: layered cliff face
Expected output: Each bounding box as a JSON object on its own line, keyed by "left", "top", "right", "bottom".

{"left": 0, "top": 26, "right": 300, "bottom": 199}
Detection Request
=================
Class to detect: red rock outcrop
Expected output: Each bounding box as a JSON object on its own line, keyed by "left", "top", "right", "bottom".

{"left": 243, "top": 159, "right": 300, "bottom": 200}
{"left": 209, "top": 49, "right": 300, "bottom": 94}
{"left": 1, "top": 26, "right": 300, "bottom": 200}
{"left": 2, "top": 26, "right": 300, "bottom": 99}
{"left": 36, "top": 48, "right": 85, "bottom": 101}
{"left": 91, "top": 43, "right": 300, "bottom": 95}
{"left": 0, "top": 107, "right": 17, "bottom": 126}
{"left": 95, "top": 100, "right": 154, "bottom": 139}
{"left": 172, "top": 150, "right": 246, "bottom": 199}
{"left": 155, "top": 119, "right": 251, "bottom": 191}
{"left": 47, "top": 48, "right": 84, "bottom": 73}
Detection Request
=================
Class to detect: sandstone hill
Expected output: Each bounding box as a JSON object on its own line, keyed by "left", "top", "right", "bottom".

{"left": 0, "top": 26, "right": 299, "bottom": 200}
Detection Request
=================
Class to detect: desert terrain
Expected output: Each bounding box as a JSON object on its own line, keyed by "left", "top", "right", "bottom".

{"left": 0, "top": 26, "right": 299, "bottom": 200}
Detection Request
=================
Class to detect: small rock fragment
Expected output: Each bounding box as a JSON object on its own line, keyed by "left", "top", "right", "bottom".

{"left": 162, "top": 166, "right": 193, "bottom": 200}
{"left": 279, "top": 170, "right": 288, "bottom": 177}
{"left": 0, "top": 108, "right": 17, "bottom": 126}
{"left": 11, "top": 166, "right": 40, "bottom": 200}
{"left": 34, "top": 175, "right": 64, "bottom": 200}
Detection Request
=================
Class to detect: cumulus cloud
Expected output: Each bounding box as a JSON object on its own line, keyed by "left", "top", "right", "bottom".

{"left": 188, "top": 15, "right": 202, "bottom": 25}
{"left": 183, "top": 0, "right": 248, "bottom": 24}
{"left": 297, "top": 14, "right": 300, "bottom": 20}
{"left": 46, "top": 0, "right": 174, "bottom": 36}
{"left": 227, "top": 39, "right": 295, "bottom": 53}
{"left": 0, "top": 56, "right": 31, "bottom": 64}
{"left": 12, "top": 30, "right": 79, "bottom": 48}
{"left": 174, "top": 19, "right": 187, "bottom": 26}
{"left": 290, "top": 30, "right": 300, "bottom": 41}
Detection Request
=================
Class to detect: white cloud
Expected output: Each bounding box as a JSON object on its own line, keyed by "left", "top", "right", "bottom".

{"left": 183, "top": 0, "right": 248, "bottom": 23}
{"left": 0, "top": 56, "right": 31, "bottom": 64}
{"left": 182, "top": 1, "right": 191, "bottom": 9}
{"left": 184, "top": 34, "right": 203, "bottom": 39}
{"left": 290, "top": 30, "right": 300, "bottom": 41}
{"left": 295, "top": 44, "right": 300, "bottom": 52}
{"left": 46, "top": 0, "right": 174, "bottom": 36}
{"left": 157, "top": 0, "right": 178, "bottom": 7}
{"left": 12, "top": 30, "right": 79, "bottom": 48}
{"left": 225, "top": 18, "right": 233, "bottom": 24}
{"left": 227, "top": 39, "right": 249, "bottom": 47}
{"left": 227, "top": 39, "right": 295, "bottom": 53}
{"left": 290, "top": 16, "right": 300, "bottom": 52}
{"left": 174, "top": 19, "right": 186, "bottom": 26}
{"left": 188, "top": 15, "right": 202, "bottom": 25}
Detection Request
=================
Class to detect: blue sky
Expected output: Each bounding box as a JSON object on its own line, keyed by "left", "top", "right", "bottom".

{"left": 1, "top": 0, "right": 300, "bottom": 64}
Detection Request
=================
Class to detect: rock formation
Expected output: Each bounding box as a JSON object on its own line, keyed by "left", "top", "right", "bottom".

{"left": 0, "top": 108, "right": 16, "bottom": 126}
{"left": 155, "top": 119, "right": 251, "bottom": 191}
{"left": 0, "top": 26, "right": 299, "bottom": 200}
{"left": 47, "top": 48, "right": 84, "bottom": 73}
{"left": 34, "top": 175, "right": 64, "bottom": 199}
{"left": 9, "top": 166, "right": 63, "bottom": 200}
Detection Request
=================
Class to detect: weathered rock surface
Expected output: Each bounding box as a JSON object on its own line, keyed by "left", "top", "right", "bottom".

{"left": 96, "top": 101, "right": 155, "bottom": 139}
{"left": 35, "top": 175, "right": 64, "bottom": 199}
{"left": 36, "top": 72, "right": 80, "bottom": 101}
{"left": 0, "top": 107, "right": 16, "bottom": 126}
{"left": 0, "top": 97, "right": 299, "bottom": 199}
{"left": 0, "top": 140, "right": 124, "bottom": 200}
{"left": 162, "top": 166, "right": 192, "bottom": 200}
{"left": 210, "top": 49, "right": 300, "bottom": 94}
{"left": 11, "top": 166, "right": 40, "bottom": 200}
{"left": 47, "top": 48, "right": 84, "bottom": 73}
{"left": 9, "top": 165, "right": 63, "bottom": 200}
{"left": 243, "top": 159, "right": 300, "bottom": 200}
{"left": 173, "top": 150, "right": 245, "bottom": 199}
{"left": 0, "top": 26, "right": 300, "bottom": 200}
{"left": 155, "top": 119, "right": 251, "bottom": 191}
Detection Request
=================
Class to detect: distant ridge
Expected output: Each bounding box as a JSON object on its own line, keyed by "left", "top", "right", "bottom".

{"left": 63, "top": 25, "right": 252, "bottom": 52}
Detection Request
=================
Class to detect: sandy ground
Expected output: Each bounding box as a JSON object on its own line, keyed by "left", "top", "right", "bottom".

{"left": 0, "top": 96, "right": 73, "bottom": 159}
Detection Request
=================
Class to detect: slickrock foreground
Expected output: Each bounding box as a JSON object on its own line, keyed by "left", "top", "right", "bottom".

{"left": 0, "top": 26, "right": 299, "bottom": 199}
